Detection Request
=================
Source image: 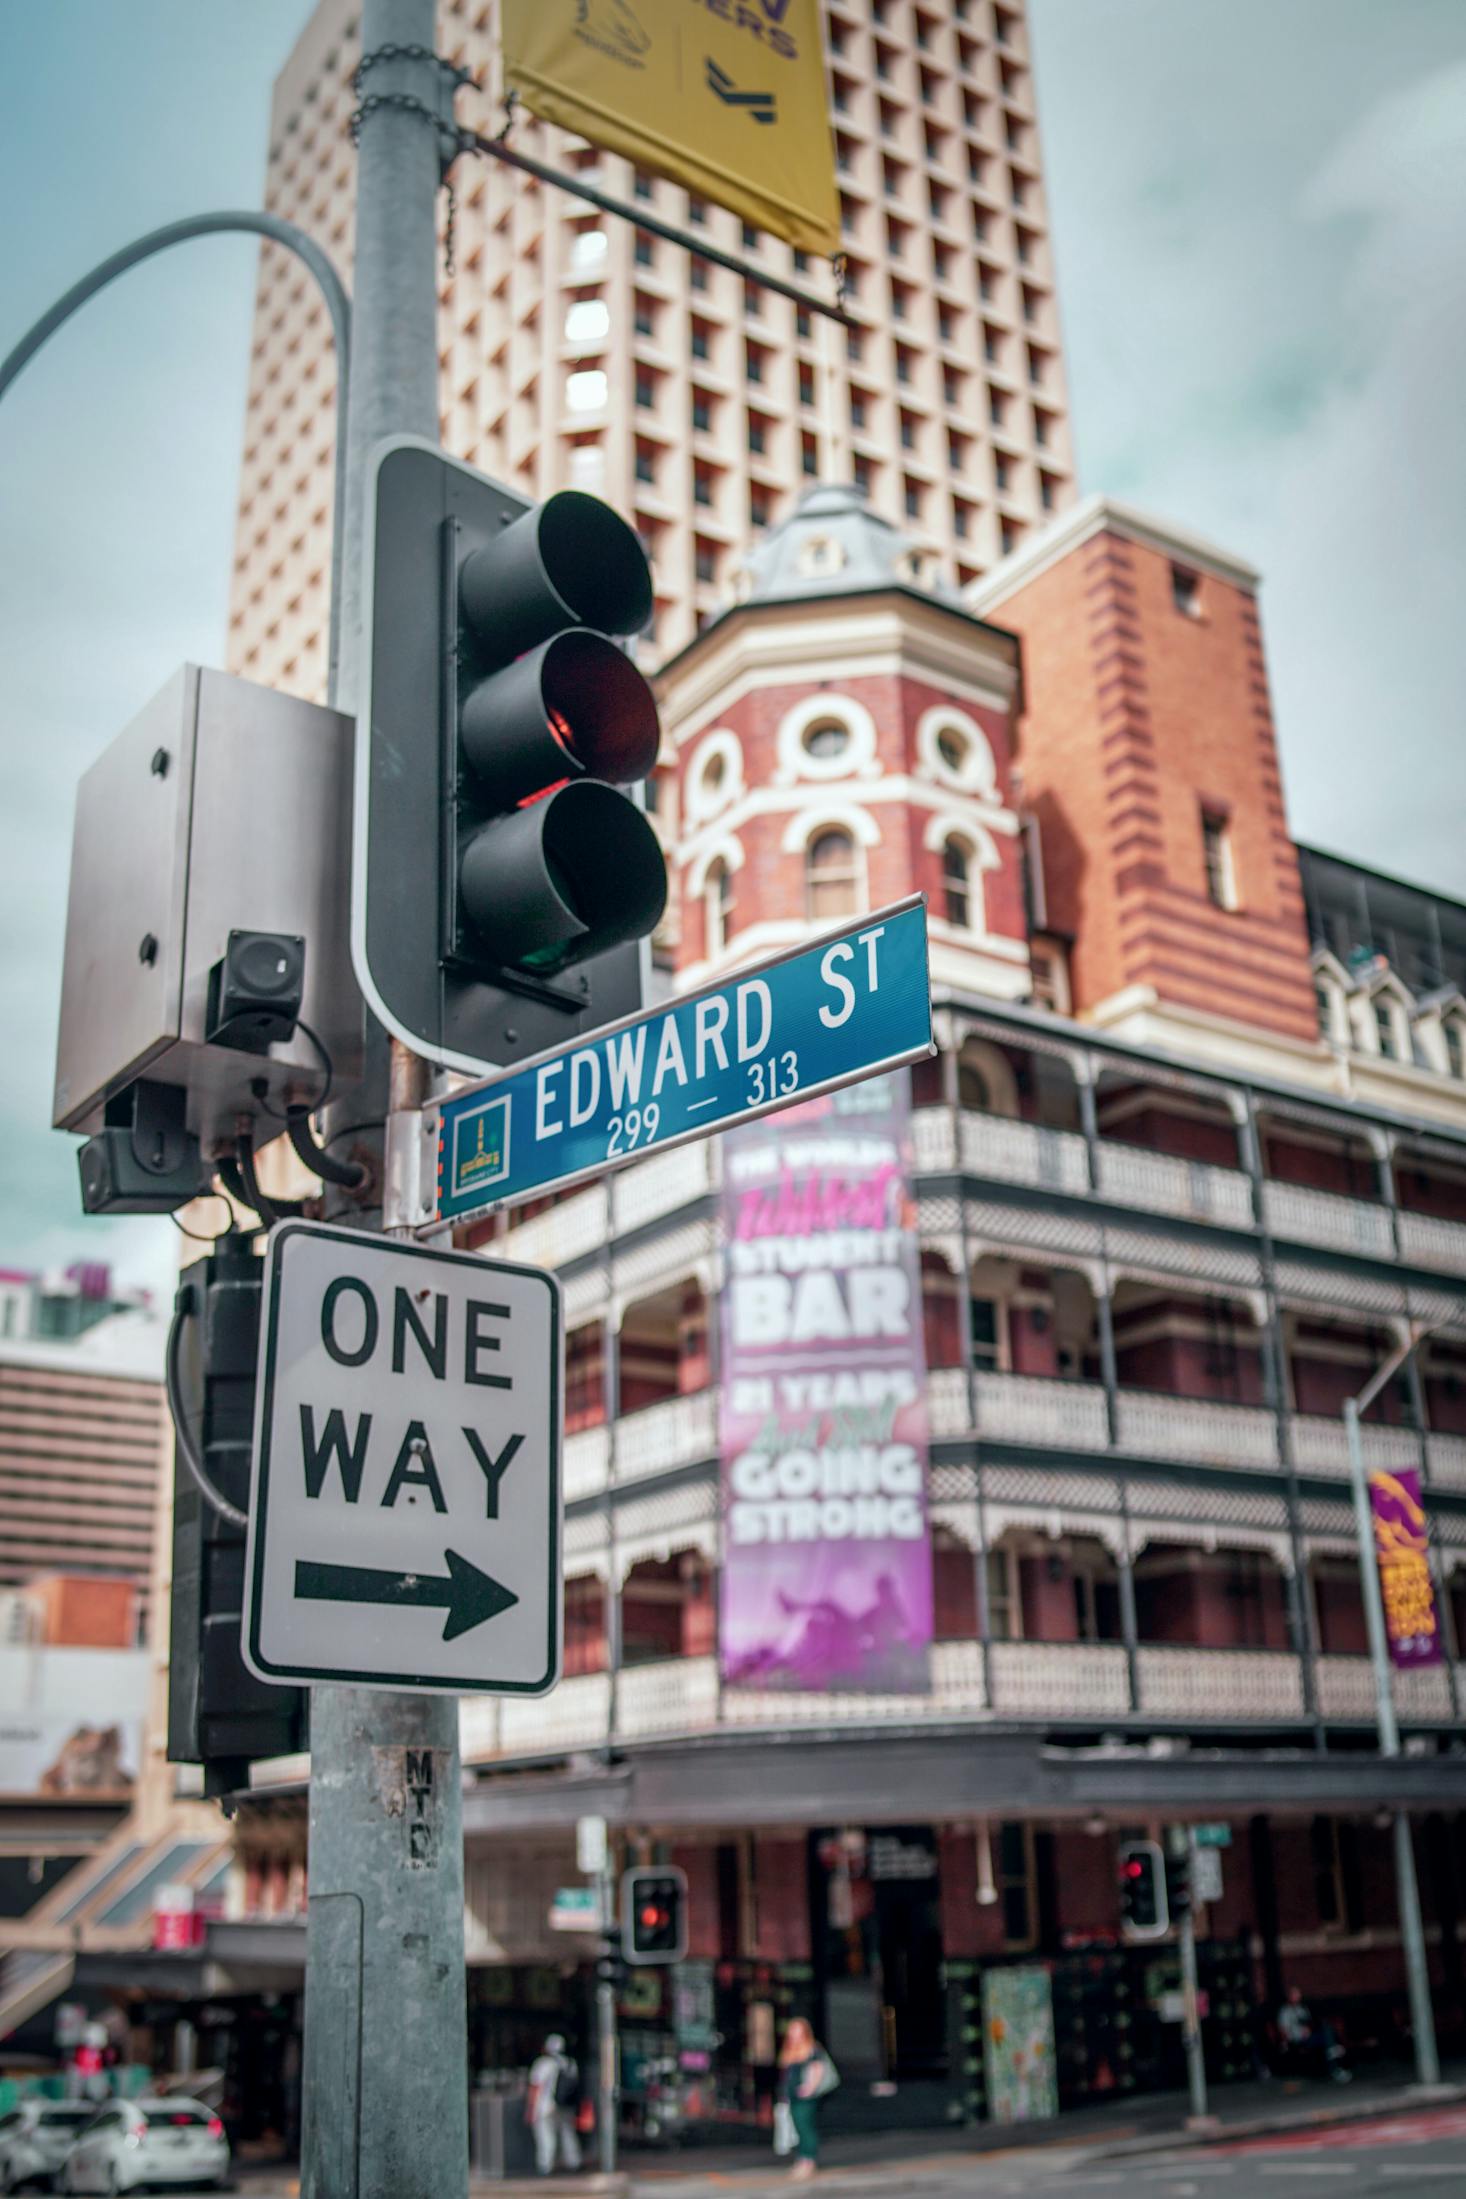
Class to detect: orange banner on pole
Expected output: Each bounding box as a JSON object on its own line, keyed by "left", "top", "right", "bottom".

{"left": 500, "top": 0, "right": 839, "bottom": 254}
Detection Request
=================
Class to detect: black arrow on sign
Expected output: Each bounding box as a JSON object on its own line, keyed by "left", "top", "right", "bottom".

{"left": 295, "top": 1549, "right": 519, "bottom": 1642}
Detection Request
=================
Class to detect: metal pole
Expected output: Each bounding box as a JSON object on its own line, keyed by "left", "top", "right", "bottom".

{"left": 301, "top": 11, "right": 470, "bottom": 2198}
{"left": 1178, "top": 1893, "right": 1209, "bottom": 2125}
{"left": 1345, "top": 1396, "right": 1441, "bottom": 2089}
{"left": 597, "top": 1860, "right": 619, "bottom": 2176}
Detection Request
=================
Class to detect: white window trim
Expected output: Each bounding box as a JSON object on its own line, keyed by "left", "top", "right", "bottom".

{"left": 916, "top": 703, "right": 999, "bottom": 798}
{"left": 780, "top": 803, "right": 882, "bottom": 855}
{"left": 683, "top": 728, "right": 744, "bottom": 826}
{"left": 924, "top": 814, "right": 1000, "bottom": 936}
{"left": 773, "top": 692, "right": 880, "bottom": 785}
{"left": 686, "top": 832, "right": 746, "bottom": 899}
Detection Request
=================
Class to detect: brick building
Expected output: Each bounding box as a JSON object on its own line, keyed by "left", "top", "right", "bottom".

{"left": 205, "top": 485, "right": 1466, "bottom": 2135}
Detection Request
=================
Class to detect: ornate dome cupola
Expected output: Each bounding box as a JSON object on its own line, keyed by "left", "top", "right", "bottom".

{"left": 731, "top": 481, "right": 954, "bottom": 608}
{"left": 653, "top": 484, "right": 1032, "bottom": 1008}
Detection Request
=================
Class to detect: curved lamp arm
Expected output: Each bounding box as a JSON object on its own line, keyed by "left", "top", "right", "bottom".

{"left": 0, "top": 211, "right": 351, "bottom": 703}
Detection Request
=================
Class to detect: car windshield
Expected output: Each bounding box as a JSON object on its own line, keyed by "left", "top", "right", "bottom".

{"left": 40, "top": 2109, "right": 92, "bottom": 2127}
{"left": 142, "top": 2108, "right": 212, "bottom": 2128}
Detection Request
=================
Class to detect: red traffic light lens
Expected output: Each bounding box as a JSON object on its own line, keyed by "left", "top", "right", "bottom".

{"left": 1123, "top": 1859, "right": 1144, "bottom": 1879}
{"left": 640, "top": 1904, "right": 667, "bottom": 1930}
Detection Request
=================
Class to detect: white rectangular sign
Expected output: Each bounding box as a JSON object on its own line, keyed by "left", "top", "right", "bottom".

{"left": 243, "top": 1220, "right": 562, "bottom": 1695}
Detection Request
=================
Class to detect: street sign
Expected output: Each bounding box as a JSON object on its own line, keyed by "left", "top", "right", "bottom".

{"left": 421, "top": 895, "right": 933, "bottom": 1232}
{"left": 549, "top": 1886, "right": 604, "bottom": 1933}
{"left": 242, "top": 1220, "right": 562, "bottom": 1695}
{"left": 577, "top": 1814, "right": 608, "bottom": 1875}
{"left": 1192, "top": 1846, "right": 1224, "bottom": 1905}
{"left": 1193, "top": 1823, "right": 1232, "bottom": 1848}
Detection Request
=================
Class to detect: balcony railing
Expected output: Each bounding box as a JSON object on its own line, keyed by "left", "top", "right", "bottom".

{"left": 612, "top": 1141, "right": 718, "bottom": 1234}
{"left": 1395, "top": 1208, "right": 1466, "bottom": 1276}
{"left": 1291, "top": 1415, "right": 1420, "bottom": 1479}
{"left": 462, "top": 1638, "right": 1466, "bottom": 1762}
{"left": 958, "top": 1110, "right": 1090, "bottom": 1196}
{"left": 1116, "top": 1391, "right": 1279, "bottom": 1470}
{"left": 973, "top": 1369, "right": 1109, "bottom": 1449}
{"left": 1261, "top": 1181, "right": 1393, "bottom": 1259}
{"left": 1095, "top": 1143, "right": 1254, "bottom": 1229}
{"left": 564, "top": 1424, "right": 611, "bottom": 1502}
{"left": 613, "top": 1389, "right": 717, "bottom": 1482}
{"left": 1313, "top": 1656, "right": 1457, "bottom": 1724}
{"left": 988, "top": 1639, "right": 1130, "bottom": 1718}
{"left": 1136, "top": 1647, "right": 1305, "bottom": 1721}
{"left": 498, "top": 1183, "right": 609, "bottom": 1271}
{"left": 1427, "top": 1434, "right": 1466, "bottom": 1491}
{"left": 460, "top": 1672, "right": 613, "bottom": 1763}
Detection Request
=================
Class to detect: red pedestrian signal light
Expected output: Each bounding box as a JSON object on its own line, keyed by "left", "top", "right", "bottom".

{"left": 1118, "top": 1839, "right": 1168, "bottom": 1940}
{"left": 622, "top": 1866, "right": 688, "bottom": 1966}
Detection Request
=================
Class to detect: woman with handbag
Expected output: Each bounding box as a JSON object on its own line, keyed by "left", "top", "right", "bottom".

{"left": 775, "top": 2017, "right": 838, "bottom": 2181}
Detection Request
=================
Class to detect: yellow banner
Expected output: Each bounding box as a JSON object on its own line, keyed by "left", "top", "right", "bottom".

{"left": 501, "top": 0, "right": 839, "bottom": 254}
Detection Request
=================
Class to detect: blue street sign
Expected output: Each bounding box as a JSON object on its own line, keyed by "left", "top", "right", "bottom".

{"left": 425, "top": 897, "right": 932, "bottom": 1228}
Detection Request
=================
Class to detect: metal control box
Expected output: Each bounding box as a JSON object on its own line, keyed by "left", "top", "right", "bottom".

{"left": 53, "top": 666, "right": 362, "bottom": 1147}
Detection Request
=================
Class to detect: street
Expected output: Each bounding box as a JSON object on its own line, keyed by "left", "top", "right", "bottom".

{"left": 208, "top": 2103, "right": 1466, "bottom": 2198}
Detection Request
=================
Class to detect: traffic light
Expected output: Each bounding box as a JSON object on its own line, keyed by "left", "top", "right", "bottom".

{"left": 167, "top": 1235, "right": 306, "bottom": 1795}
{"left": 1164, "top": 1833, "right": 1193, "bottom": 1924}
{"left": 622, "top": 1866, "right": 688, "bottom": 1966}
{"left": 1118, "top": 1840, "right": 1169, "bottom": 1940}
{"left": 360, "top": 439, "right": 668, "bottom": 1075}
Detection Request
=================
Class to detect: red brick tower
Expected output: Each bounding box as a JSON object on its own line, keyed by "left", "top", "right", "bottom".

{"left": 653, "top": 484, "right": 1030, "bottom": 1003}
{"left": 969, "top": 498, "right": 1319, "bottom": 1056}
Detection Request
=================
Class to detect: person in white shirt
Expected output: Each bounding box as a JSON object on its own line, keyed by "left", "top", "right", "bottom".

{"left": 526, "top": 2033, "right": 583, "bottom": 2175}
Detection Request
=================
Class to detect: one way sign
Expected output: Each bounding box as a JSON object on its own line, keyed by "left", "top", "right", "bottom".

{"left": 243, "top": 1221, "right": 561, "bottom": 1695}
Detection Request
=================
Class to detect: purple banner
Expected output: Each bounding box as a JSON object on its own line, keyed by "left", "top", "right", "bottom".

{"left": 1370, "top": 1467, "right": 1442, "bottom": 1668}
{"left": 718, "top": 1071, "right": 933, "bottom": 1694}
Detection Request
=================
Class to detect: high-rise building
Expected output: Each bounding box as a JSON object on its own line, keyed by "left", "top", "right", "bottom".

{"left": 227, "top": 0, "right": 1074, "bottom": 690}
{"left": 0, "top": 1315, "right": 166, "bottom": 1621}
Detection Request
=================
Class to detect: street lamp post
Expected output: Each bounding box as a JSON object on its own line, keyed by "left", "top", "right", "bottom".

{"left": 1343, "top": 1332, "right": 1442, "bottom": 2091}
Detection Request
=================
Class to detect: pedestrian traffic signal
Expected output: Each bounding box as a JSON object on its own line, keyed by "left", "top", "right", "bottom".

{"left": 622, "top": 1867, "right": 688, "bottom": 1965}
{"left": 1117, "top": 1840, "right": 1168, "bottom": 1940}
{"left": 1164, "top": 1835, "right": 1193, "bottom": 1923}
{"left": 166, "top": 1235, "right": 306, "bottom": 1795}
{"left": 360, "top": 439, "right": 668, "bottom": 1075}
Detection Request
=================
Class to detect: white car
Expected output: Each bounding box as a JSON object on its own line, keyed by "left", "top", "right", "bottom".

{"left": 57, "top": 2099, "right": 228, "bottom": 2194}
{"left": 0, "top": 2102, "right": 95, "bottom": 2192}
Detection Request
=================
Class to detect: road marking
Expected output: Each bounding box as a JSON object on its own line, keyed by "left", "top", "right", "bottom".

{"left": 1266, "top": 2166, "right": 1359, "bottom": 2177}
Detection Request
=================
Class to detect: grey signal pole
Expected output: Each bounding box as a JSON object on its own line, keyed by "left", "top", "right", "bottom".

{"left": 301, "top": 10, "right": 470, "bottom": 2197}
{"left": 1344, "top": 1331, "right": 1442, "bottom": 2093}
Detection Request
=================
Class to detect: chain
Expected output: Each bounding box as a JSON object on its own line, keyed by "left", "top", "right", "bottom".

{"left": 347, "top": 44, "right": 480, "bottom": 277}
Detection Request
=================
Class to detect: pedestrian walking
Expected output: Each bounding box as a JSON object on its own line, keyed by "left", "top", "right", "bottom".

{"left": 527, "top": 2032, "right": 583, "bottom": 2176}
{"left": 776, "top": 2017, "right": 838, "bottom": 2180}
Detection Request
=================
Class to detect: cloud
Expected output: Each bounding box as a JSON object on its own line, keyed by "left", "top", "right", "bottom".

{"left": 1031, "top": 2, "right": 1466, "bottom": 896}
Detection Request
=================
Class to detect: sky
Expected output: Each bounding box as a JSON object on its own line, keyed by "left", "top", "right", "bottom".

{"left": 0, "top": 0, "right": 1463, "bottom": 1304}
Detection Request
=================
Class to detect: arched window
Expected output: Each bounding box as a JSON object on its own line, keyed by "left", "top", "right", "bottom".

{"left": 943, "top": 837, "right": 971, "bottom": 927}
{"left": 805, "top": 829, "right": 859, "bottom": 921}
{"left": 705, "top": 859, "right": 734, "bottom": 955}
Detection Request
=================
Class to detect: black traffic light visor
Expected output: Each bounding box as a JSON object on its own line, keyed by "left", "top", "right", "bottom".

{"left": 460, "top": 490, "right": 654, "bottom": 663}
{"left": 460, "top": 630, "right": 660, "bottom": 803}
{"left": 460, "top": 780, "right": 667, "bottom": 975}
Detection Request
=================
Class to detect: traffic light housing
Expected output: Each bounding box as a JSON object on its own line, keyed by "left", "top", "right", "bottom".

{"left": 1164, "top": 1834, "right": 1193, "bottom": 1924}
{"left": 167, "top": 1236, "right": 306, "bottom": 1795}
{"left": 1118, "top": 1840, "right": 1169, "bottom": 1940}
{"left": 622, "top": 1866, "right": 688, "bottom": 1966}
{"left": 359, "top": 439, "right": 668, "bottom": 1076}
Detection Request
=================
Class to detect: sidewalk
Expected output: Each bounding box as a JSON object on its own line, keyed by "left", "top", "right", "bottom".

{"left": 465, "top": 2062, "right": 1466, "bottom": 2193}
{"left": 235, "top": 2064, "right": 1466, "bottom": 2195}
